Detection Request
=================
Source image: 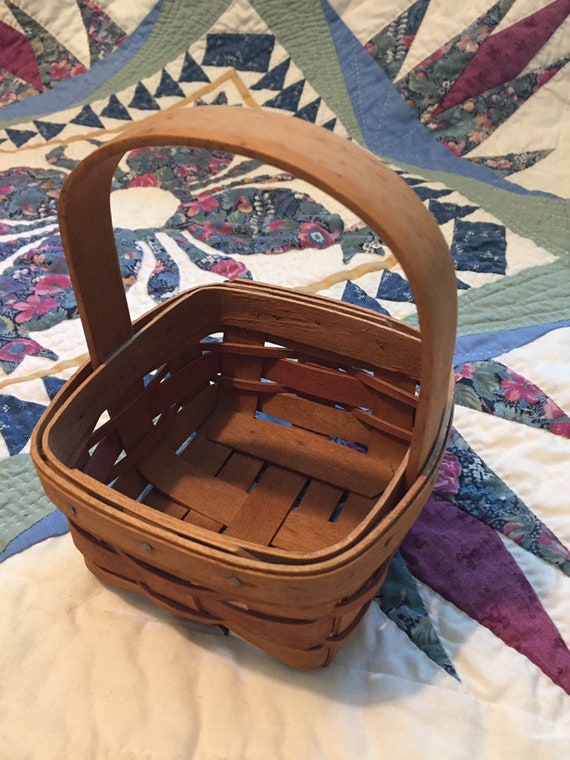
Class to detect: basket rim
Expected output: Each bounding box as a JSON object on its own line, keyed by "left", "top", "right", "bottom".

{"left": 31, "top": 282, "right": 436, "bottom": 564}
{"left": 32, "top": 357, "right": 453, "bottom": 575}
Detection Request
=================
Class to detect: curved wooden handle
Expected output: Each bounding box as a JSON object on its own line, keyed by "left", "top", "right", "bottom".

{"left": 58, "top": 106, "right": 456, "bottom": 476}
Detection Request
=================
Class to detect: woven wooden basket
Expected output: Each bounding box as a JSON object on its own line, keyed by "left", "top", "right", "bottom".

{"left": 32, "top": 107, "right": 457, "bottom": 669}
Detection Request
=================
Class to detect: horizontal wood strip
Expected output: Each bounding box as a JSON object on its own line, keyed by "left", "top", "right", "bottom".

{"left": 206, "top": 412, "right": 393, "bottom": 497}
{"left": 203, "top": 340, "right": 295, "bottom": 359}
{"left": 218, "top": 293, "right": 421, "bottom": 377}
{"left": 210, "top": 600, "right": 334, "bottom": 650}
{"left": 263, "top": 358, "right": 373, "bottom": 408}
{"left": 351, "top": 407, "right": 413, "bottom": 443}
{"left": 350, "top": 368, "right": 418, "bottom": 406}
{"left": 259, "top": 393, "right": 371, "bottom": 445}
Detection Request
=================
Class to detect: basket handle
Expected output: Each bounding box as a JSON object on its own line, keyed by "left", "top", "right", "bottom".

{"left": 58, "top": 106, "right": 456, "bottom": 477}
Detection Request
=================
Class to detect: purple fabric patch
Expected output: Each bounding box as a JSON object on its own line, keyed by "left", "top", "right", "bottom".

{"left": 0, "top": 20, "right": 42, "bottom": 89}
{"left": 401, "top": 495, "right": 570, "bottom": 694}
{"left": 435, "top": 0, "right": 570, "bottom": 115}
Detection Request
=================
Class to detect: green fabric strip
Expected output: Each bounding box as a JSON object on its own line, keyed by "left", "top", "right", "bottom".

{"left": 0, "top": 454, "right": 56, "bottom": 553}
{"left": 249, "top": 0, "right": 363, "bottom": 141}
{"left": 393, "top": 161, "right": 570, "bottom": 258}
{"left": 455, "top": 260, "right": 570, "bottom": 336}
{"left": 86, "top": 0, "right": 233, "bottom": 106}
{"left": 406, "top": 260, "right": 570, "bottom": 336}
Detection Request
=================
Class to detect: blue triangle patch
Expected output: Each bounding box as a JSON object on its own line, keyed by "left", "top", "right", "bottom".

{"left": 155, "top": 68, "right": 186, "bottom": 98}
{"left": 376, "top": 552, "right": 459, "bottom": 679}
{"left": 0, "top": 394, "right": 46, "bottom": 456}
{"left": 451, "top": 219, "right": 507, "bottom": 275}
{"left": 429, "top": 200, "right": 478, "bottom": 225}
{"left": 71, "top": 105, "right": 104, "bottom": 128}
{"left": 129, "top": 82, "right": 160, "bottom": 111}
{"left": 101, "top": 94, "right": 132, "bottom": 121}
{"left": 33, "top": 120, "right": 66, "bottom": 141}
{"left": 411, "top": 184, "right": 452, "bottom": 202}
{"left": 322, "top": 118, "right": 337, "bottom": 131}
{"left": 251, "top": 59, "right": 290, "bottom": 90}
{"left": 6, "top": 128, "right": 37, "bottom": 148}
{"left": 264, "top": 80, "right": 305, "bottom": 112}
{"left": 342, "top": 281, "right": 390, "bottom": 315}
{"left": 295, "top": 98, "right": 321, "bottom": 123}
{"left": 42, "top": 376, "right": 66, "bottom": 400}
{"left": 377, "top": 270, "right": 414, "bottom": 302}
{"left": 179, "top": 52, "right": 210, "bottom": 83}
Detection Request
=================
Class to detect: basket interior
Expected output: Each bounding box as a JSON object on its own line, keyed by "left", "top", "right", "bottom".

{"left": 61, "top": 316, "right": 420, "bottom": 557}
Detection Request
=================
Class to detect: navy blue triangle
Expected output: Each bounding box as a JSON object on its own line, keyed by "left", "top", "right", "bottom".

{"left": 264, "top": 80, "right": 305, "bottom": 112}
{"left": 42, "top": 376, "right": 66, "bottom": 400}
{"left": 401, "top": 176, "right": 424, "bottom": 186}
{"left": 451, "top": 219, "right": 507, "bottom": 275}
{"left": 322, "top": 118, "right": 337, "bottom": 131}
{"left": 155, "top": 68, "right": 186, "bottom": 98}
{"left": 129, "top": 82, "right": 160, "bottom": 111}
{"left": 251, "top": 59, "right": 290, "bottom": 90}
{"left": 6, "top": 128, "right": 37, "bottom": 148}
{"left": 33, "top": 120, "right": 66, "bottom": 141}
{"left": 179, "top": 52, "right": 210, "bottom": 83}
{"left": 377, "top": 270, "right": 414, "bottom": 302}
{"left": 342, "top": 281, "right": 390, "bottom": 315}
{"left": 263, "top": 79, "right": 305, "bottom": 111}
{"left": 0, "top": 394, "right": 46, "bottom": 456}
{"left": 457, "top": 277, "right": 470, "bottom": 290}
{"left": 101, "top": 94, "right": 132, "bottom": 121}
{"left": 411, "top": 184, "right": 452, "bottom": 202}
{"left": 295, "top": 98, "right": 321, "bottom": 123}
{"left": 429, "top": 200, "right": 478, "bottom": 225}
{"left": 71, "top": 105, "right": 104, "bottom": 128}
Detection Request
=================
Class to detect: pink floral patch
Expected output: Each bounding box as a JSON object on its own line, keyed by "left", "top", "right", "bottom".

{"left": 500, "top": 375, "right": 540, "bottom": 404}
{"left": 210, "top": 259, "right": 248, "bottom": 279}
{"left": 298, "top": 222, "right": 336, "bottom": 249}
{"left": 185, "top": 193, "right": 219, "bottom": 216}
{"left": 435, "top": 452, "right": 461, "bottom": 495}
{"left": 127, "top": 173, "right": 161, "bottom": 188}
{"left": 12, "top": 294, "right": 59, "bottom": 324}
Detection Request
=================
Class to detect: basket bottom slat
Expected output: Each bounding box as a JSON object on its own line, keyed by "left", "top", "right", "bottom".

{"left": 224, "top": 465, "right": 307, "bottom": 543}
{"left": 137, "top": 442, "right": 245, "bottom": 523}
{"left": 205, "top": 410, "right": 391, "bottom": 498}
{"left": 215, "top": 450, "right": 265, "bottom": 490}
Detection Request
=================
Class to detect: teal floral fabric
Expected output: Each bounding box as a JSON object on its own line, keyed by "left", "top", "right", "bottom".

{"left": 455, "top": 359, "right": 570, "bottom": 437}
{"left": 437, "top": 428, "right": 570, "bottom": 575}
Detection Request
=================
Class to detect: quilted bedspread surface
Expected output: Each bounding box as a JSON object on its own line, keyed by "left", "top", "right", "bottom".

{"left": 0, "top": 1, "right": 569, "bottom": 758}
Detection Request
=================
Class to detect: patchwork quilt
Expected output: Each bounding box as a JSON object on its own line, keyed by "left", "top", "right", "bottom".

{"left": 1, "top": 1, "right": 569, "bottom": 757}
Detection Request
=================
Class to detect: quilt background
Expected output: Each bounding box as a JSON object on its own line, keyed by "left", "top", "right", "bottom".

{"left": 1, "top": 1, "right": 569, "bottom": 757}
